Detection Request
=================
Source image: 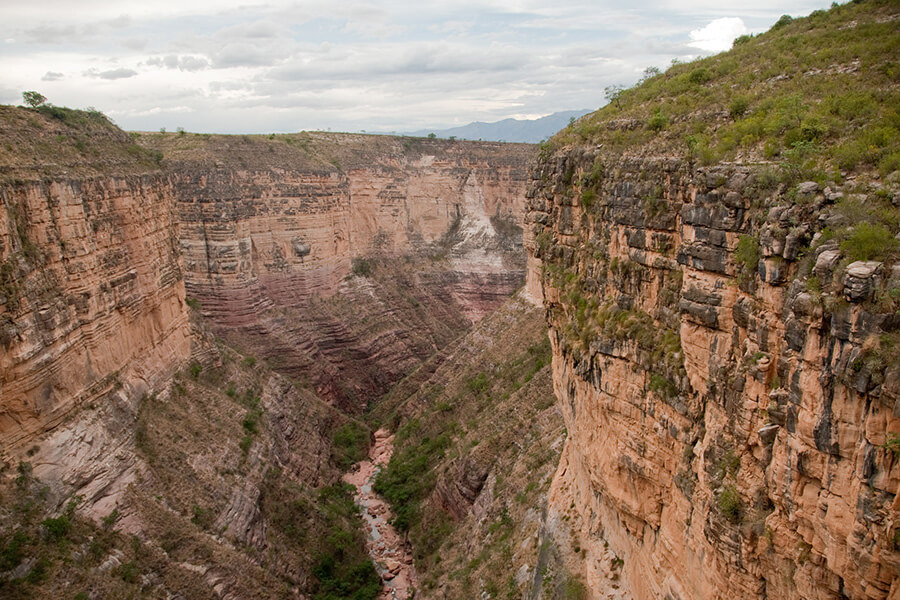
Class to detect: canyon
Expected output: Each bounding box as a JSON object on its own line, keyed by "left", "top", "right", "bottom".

{"left": 0, "top": 106, "right": 538, "bottom": 598}
{"left": 2, "top": 2, "right": 899, "bottom": 599}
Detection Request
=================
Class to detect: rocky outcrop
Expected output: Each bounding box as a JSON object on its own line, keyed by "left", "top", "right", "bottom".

{"left": 526, "top": 148, "right": 900, "bottom": 599}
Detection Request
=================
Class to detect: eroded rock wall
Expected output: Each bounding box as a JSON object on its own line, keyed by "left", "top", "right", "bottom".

{"left": 171, "top": 138, "right": 531, "bottom": 320}
{"left": 0, "top": 176, "right": 190, "bottom": 449}
{"left": 163, "top": 134, "right": 533, "bottom": 409}
{"left": 526, "top": 150, "right": 900, "bottom": 599}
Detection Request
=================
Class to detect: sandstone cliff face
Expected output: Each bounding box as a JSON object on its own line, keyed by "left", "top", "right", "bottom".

{"left": 526, "top": 149, "right": 900, "bottom": 599}
{"left": 142, "top": 132, "right": 533, "bottom": 409}
{"left": 0, "top": 173, "right": 190, "bottom": 449}
{"left": 0, "top": 109, "right": 533, "bottom": 448}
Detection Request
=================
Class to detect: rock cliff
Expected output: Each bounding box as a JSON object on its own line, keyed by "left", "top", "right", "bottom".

{"left": 0, "top": 110, "right": 533, "bottom": 451}
{"left": 0, "top": 107, "right": 533, "bottom": 598}
{"left": 140, "top": 132, "right": 533, "bottom": 410}
{"left": 0, "top": 107, "right": 190, "bottom": 449}
{"left": 526, "top": 2, "right": 900, "bottom": 598}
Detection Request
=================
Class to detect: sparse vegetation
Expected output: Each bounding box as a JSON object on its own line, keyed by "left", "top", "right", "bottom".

{"left": 735, "top": 234, "right": 761, "bottom": 283}
{"left": 374, "top": 427, "right": 451, "bottom": 532}
{"left": 351, "top": 257, "right": 372, "bottom": 277}
{"left": 840, "top": 222, "right": 897, "bottom": 262}
{"left": 718, "top": 484, "right": 742, "bottom": 523}
{"left": 548, "top": 0, "right": 900, "bottom": 180}
{"left": 331, "top": 421, "right": 370, "bottom": 470}
{"left": 884, "top": 433, "right": 900, "bottom": 458}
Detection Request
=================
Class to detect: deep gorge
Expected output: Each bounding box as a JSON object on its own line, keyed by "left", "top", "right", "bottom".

{"left": 2, "top": 2, "right": 899, "bottom": 599}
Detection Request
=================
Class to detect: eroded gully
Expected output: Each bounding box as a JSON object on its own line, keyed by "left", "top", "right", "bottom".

{"left": 342, "top": 428, "right": 419, "bottom": 600}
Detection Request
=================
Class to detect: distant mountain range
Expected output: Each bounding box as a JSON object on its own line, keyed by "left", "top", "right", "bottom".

{"left": 405, "top": 109, "right": 593, "bottom": 144}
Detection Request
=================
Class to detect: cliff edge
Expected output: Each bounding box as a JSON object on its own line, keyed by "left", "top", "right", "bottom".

{"left": 526, "top": 2, "right": 900, "bottom": 598}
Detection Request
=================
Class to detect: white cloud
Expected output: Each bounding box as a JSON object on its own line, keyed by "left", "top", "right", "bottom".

{"left": 687, "top": 17, "right": 748, "bottom": 52}
{"left": 146, "top": 55, "right": 210, "bottom": 71}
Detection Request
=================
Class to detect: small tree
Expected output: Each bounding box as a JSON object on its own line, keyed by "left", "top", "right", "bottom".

{"left": 22, "top": 91, "right": 47, "bottom": 108}
{"left": 604, "top": 85, "right": 625, "bottom": 109}
{"left": 640, "top": 66, "right": 661, "bottom": 82}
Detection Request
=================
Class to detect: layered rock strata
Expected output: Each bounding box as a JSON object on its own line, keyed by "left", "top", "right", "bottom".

{"left": 1, "top": 110, "right": 533, "bottom": 449}
{"left": 149, "top": 132, "right": 533, "bottom": 409}
{"left": 0, "top": 174, "right": 190, "bottom": 449}
{"left": 526, "top": 150, "right": 900, "bottom": 599}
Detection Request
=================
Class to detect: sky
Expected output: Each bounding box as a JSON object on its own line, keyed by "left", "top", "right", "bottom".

{"left": 1, "top": 0, "right": 828, "bottom": 134}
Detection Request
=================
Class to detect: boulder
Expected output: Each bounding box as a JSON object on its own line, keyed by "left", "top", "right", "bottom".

{"left": 843, "top": 261, "right": 882, "bottom": 303}
{"left": 814, "top": 249, "right": 840, "bottom": 279}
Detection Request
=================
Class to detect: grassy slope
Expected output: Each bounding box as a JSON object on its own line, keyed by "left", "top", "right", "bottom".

{"left": 368, "top": 294, "right": 571, "bottom": 599}
{"left": 550, "top": 0, "right": 899, "bottom": 180}
{"left": 0, "top": 105, "right": 163, "bottom": 181}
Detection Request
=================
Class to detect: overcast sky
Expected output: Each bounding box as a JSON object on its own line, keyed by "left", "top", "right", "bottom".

{"left": 1, "top": 0, "right": 827, "bottom": 134}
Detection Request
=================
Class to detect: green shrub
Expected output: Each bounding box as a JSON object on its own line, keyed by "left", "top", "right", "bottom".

{"left": 242, "top": 410, "right": 260, "bottom": 434}
{"left": 563, "top": 577, "right": 590, "bottom": 600}
{"left": 351, "top": 258, "right": 372, "bottom": 277}
{"left": 648, "top": 373, "right": 678, "bottom": 398}
{"left": 191, "top": 505, "right": 215, "bottom": 530}
{"left": 0, "top": 531, "right": 29, "bottom": 570}
{"left": 41, "top": 514, "right": 71, "bottom": 541}
{"left": 688, "top": 68, "right": 712, "bottom": 85}
{"left": 466, "top": 372, "right": 489, "bottom": 395}
{"left": 730, "top": 95, "right": 750, "bottom": 119}
{"left": 718, "top": 484, "right": 742, "bottom": 522}
{"left": 647, "top": 109, "right": 668, "bottom": 132}
{"left": 25, "top": 557, "right": 50, "bottom": 584}
{"left": 118, "top": 561, "right": 140, "bottom": 584}
{"left": 189, "top": 363, "right": 202, "bottom": 379}
{"left": 735, "top": 235, "right": 761, "bottom": 275}
{"left": 331, "top": 422, "right": 369, "bottom": 470}
{"left": 581, "top": 189, "right": 597, "bottom": 210}
{"left": 772, "top": 14, "right": 793, "bottom": 29}
{"left": 884, "top": 433, "right": 900, "bottom": 458}
{"left": 840, "top": 222, "right": 897, "bottom": 262}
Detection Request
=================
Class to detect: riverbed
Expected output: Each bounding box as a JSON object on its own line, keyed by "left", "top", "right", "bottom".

{"left": 342, "top": 428, "right": 418, "bottom": 600}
